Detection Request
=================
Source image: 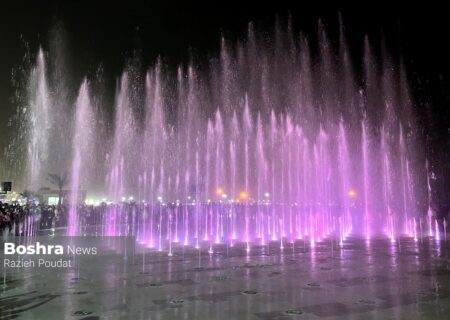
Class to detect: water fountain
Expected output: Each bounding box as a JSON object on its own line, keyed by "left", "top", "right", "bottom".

{"left": 14, "top": 21, "right": 431, "bottom": 251}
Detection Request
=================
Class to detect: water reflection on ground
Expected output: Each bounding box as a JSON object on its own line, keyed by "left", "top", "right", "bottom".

{"left": 1, "top": 235, "right": 450, "bottom": 319}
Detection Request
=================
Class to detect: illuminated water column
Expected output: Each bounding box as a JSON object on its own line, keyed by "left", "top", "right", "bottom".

{"left": 361, "top": 117, "right": 371, "bottom": 240}
{"left": 186, "top": 65, "right": 201, "bottom": 247}
{"left": 205, "top": 120, "right": 214, "bottom": 250}
{"left": 286, "top": 115, "right": 294, "bottom": 242}
{"left": 381, "top": 126, "right": 395, "bottom": 241}
{"left": 426, "top": 160, "right": 434, "bottom": 237}
{"left": 295, "top": 127, "right": 304, "bottom": 240}
{"left": 243, "top": 97, "right": 252, "bottom": 251}
{"left": 68, "top": 80, "right": 93, "bottom": 236}
{"left": 317, "top": 127, "right": 329, "bottom": 242}
{"left": 230, "top": 111, "right": 239, "bottom": 242}
{"left": 338, "top": 120, "right": 351, "bottom": 239}
{"left": 270, "top": 111, "right": 280, "bottom": 241}
{"left": 108, "top": 73, "right": 133, "bottom": 203}
{"left": 214, "top": 110, "right": 224, "bottom": 244}
{"left": 399, "top": 124, "right": 411, "bottom": 235}
{"left": 256, "top": 113, "right": 267, "bottom": 244}
{"left": 27, "top": 48, "right": 51, "bottom": 191}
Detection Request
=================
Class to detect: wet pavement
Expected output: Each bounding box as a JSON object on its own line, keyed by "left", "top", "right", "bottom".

{"left": 2, "top": 236, "right": 450, "bottom": 319}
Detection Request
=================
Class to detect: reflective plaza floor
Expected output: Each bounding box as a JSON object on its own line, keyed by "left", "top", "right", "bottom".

{"left": 2, "top": 234, "right": 450, "bottom": 319}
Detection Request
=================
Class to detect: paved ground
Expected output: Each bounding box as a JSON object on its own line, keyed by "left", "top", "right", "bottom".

{"left": 1, "top": 235, "right": 450, "bottom": 319}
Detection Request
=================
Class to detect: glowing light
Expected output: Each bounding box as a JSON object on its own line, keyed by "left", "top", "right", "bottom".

{"left": 264, "top": 192, "right": 270, "bottom": 197}
{"left": 435, "top": 220, "right": 440, "bottom": 241}
{"left": 222, "top": 194, "right": 228, "bottom": 199}
{"left": 348, "top": 190, "right": 356, "bottom": 198}
{"left": 157, "top": 196, "right": 163, "bottom": 202}
{"left": 216, "top": 188, "right": 224, "bottom": 195}
{"left": 239, "top": 192, "right": 248, "bottom": 199}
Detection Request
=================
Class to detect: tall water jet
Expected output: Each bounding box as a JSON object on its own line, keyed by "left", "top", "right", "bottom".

{"left": 243, "top": 96, "right": 252, "bottom": 251}
{"left": 68, "top": 80, "right": 94, "bottom": 235}
{"left": 27, "top": 48, "right": 51, "bottom": 191}
{"left": 361, "top": 116, "right": 371, "bottom": 239}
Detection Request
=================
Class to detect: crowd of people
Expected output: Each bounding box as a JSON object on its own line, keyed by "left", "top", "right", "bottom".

{"left": 2, "top": 200, "right": 449, "bottom": 237}
{"left": 0, "top": 202, "right": 107, "bottom": 235}
{"left": 1, "top": 202, "right": 60, "bottom": 234}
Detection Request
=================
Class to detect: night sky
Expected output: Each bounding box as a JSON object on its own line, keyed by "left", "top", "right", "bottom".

{"left": 0, "top": 1, "right": 449, "bottom": 202}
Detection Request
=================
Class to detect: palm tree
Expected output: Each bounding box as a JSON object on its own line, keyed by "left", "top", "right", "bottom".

{"left": 47, "top": 172, "right": 69, "bottom": 206}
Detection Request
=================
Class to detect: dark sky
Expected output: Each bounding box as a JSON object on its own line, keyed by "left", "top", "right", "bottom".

{"left": 0, "top": 1, "right": 449, "bottom": 170}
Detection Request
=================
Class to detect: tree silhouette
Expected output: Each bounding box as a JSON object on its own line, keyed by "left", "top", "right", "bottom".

{"left": 47, "top": 172, "right": 69, "bottom": 206}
